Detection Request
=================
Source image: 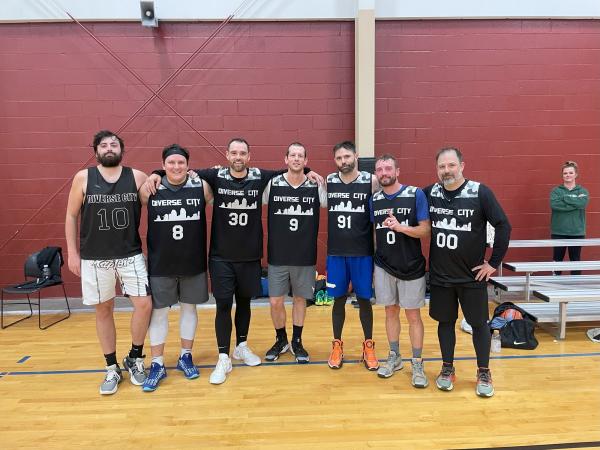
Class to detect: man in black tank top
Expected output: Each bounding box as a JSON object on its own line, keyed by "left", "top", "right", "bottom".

{"left": 139, "top": 144, "right": 213, "bottom": 392}
{"left": 424, "top": 147, "right": 511, "bottom": 398}
{"left": 262, "top": 143, "right": 327, "bottom": 364}
{"left": 144, "top": 138, "right": 323, "bottom": 385}
{"left": 325, "top": 141, "right": 380, "bottom": 371}
{"left": 370, "top": 155, "right": 430, "bottom": 388}
{"left": 65, "top": 130, "right": 152, "bottom": 395}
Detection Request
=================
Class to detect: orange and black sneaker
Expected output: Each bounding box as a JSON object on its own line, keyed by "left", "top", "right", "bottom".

{"left": 361, "top": 339, "right": 379, "bottom": 371}
{"left": 328, "top": 339, "right": 344, "bottom": 369}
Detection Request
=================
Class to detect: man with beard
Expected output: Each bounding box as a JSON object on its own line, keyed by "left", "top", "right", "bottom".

{"left": 370, "top": 155, "right": 430, "bottom": 387}
{"left": 146, "top": 138, "right": 322, "bottom": 384}
{"left": 139, "top": 144, "right": 213, "bottom": 392}
{"left": 424, "top": 147, "right": 511, "bottom": 397}
{"left": 325, "top": 141, "right": 380, "bottom": 371}
{"left": 65, "top": 130, "right": 151, "bottom": 395}
{"left": 262, "top": 142, "right": 327, "bottom": 364}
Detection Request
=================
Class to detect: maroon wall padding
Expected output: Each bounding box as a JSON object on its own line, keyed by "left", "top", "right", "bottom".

{"left": 0, "top": 19, "right": 598, "bottom": 295}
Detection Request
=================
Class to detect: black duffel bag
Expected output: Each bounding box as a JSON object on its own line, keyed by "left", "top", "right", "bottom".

{"left": 492, "top": 302, "right": 539, "bottom": 350}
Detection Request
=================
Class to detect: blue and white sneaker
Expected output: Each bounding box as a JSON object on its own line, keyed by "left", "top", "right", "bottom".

{"left": 142, "top": 362, "right": 167, "bottom": 392}
{"left": 177, "top": 353, "right": 200, "bottom": 380}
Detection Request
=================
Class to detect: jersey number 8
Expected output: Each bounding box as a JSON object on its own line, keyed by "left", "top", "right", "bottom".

{"left": 172, "top": 225, "right": 183, "bottom": 240}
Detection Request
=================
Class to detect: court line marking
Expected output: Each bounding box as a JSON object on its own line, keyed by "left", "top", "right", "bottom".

{"left": 16, "top": 356, "right": 30, "bottom": 364}
{"left": 463, "top": 440, "right": 600, "bottom": 450}
{"left": 2, "top": 351, "right": 600, "bottom": 377}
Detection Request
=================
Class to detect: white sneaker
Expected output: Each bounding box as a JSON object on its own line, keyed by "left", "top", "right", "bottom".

{"left": 232, "top": 341, "right": 262, "bottom": 366}
{"left": 209, "top": 353, "right": 232, "bottom": 385}
{"left": 460, "top": 318, "right": 473, "bottom": 334}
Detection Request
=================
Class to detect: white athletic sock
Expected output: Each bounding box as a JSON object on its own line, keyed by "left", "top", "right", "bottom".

{"left": 180, "top": 348, "right": 192, "bottom": 357}
{"left": 152, "top": 355, "right": 164, "bottom": 366}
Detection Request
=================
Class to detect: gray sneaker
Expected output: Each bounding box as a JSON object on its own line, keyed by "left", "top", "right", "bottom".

{"left": 411, "top": 358, "right": 429, "bottom": 388}
{"left": 476, "top": 368, "right": 495, "bottom": 397}
{"left": 377, "top": 351, "right": 403, "bottom": 378}
{"left": 435, "top": 364, "right": 456, "bottom": 391}
{"left": 122, "top": 356, "right": 147, "bottom": 386}
{"left": 99, "top": 364, "right": 122, "bottom": 395}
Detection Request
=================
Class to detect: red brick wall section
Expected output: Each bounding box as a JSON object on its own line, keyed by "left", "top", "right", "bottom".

{"left": 376, "top": 20, "right": 600, "bottom": 265}
{"left": 0, "top": 19, "right": 599, "bottom": 296}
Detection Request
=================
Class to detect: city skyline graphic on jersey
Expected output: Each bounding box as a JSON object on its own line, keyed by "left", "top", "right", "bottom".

{"left": 329, "top": 201, "right": 365, "bottom": 213}
{"left": 219, "top": 198, "right": 257, "bottom": 210}
{"left": 274, "top": 204, "right": 314, "bottom": 216}
{"left": 154, "top": 208, "right": 200, "bottom": 222}
{"left": 432, "top": 217, "right": 472, "bottom": 231}
{"left": 375, "top": 219, "right": 408, "bottom": 229}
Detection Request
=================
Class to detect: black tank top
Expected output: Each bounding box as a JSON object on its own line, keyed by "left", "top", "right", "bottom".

{"left": 326, "top": 171, "right": 373, "bottom": 256}
{"left": 147, "top": 177, "right": 207, "bottom": 276}
{"left": 267, "top": 175, "right": 320, "bottom": 266}
{"left": 427, "top": 180, "right": 488, "bottom": 287}
{"left": 80, "top": 166, "right": 142, "bottom": 259}
{"left": 372, "top": 187, "right": 425, "bottom": 280}
{"left": 210, "top": 168, "right": 263, "bottom": 262}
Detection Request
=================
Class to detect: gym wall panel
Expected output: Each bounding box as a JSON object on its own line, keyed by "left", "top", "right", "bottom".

{"left": 1, "top": 18, "right": 599, "bottom": 295}
{"left": 375, "top": 19, "right": 600, "bottom": 263}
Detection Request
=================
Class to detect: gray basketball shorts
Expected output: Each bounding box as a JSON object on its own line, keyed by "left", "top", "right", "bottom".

{"left": 374, "top": 265, "right": 426, "bottom": 309}
{"left": 149, "top": 272, "right": 209, "bottom": 309}
{"left": 268, "top": 264, "right": 315, "bottom": 299}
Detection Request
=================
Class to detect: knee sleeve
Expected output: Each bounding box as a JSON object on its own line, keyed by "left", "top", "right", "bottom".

{"left": 179, "top": 303, "right": 198, "bottom": 341}
{"left": 148, "top": 307, "right": 169, "bottom": 346}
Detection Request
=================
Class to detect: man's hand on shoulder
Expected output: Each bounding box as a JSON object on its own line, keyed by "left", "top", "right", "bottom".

{"left": 307, "top": 170, "right": 324, "bottom": 186}
{"left": 144, "top": 173, "right": 162, "bottom": 195}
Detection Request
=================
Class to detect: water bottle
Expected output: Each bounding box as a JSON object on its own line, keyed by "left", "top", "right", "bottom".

{"left": 491, "top": 330, "right": 501, "bottom": 353}
{"left": 42, "top": 264, "right": 51, "bottom": 279}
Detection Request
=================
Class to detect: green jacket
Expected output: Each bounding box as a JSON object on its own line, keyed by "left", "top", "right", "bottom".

{"left": 550, "top": 184, "right": 589, "bottom": 236}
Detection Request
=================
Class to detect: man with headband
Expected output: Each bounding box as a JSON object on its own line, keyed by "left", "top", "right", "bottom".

{"left": 65, "top": 130, "right": 151, "bottom": 395}
{"left": 139, "top": 144, "right": 213, "bottom": 392}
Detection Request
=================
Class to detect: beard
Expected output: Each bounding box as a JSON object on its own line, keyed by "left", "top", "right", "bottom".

{"left": 378, "top": 176, "right": 396, "bottom": 187}
{"left": 97, "top": 151, "right": 122, "bottom": 167}
{"left": 338, "top": 160, "right": 356, "bottom": 174}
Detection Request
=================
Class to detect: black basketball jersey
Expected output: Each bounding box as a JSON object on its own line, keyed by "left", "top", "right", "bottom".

{"left": 147, "top": 177, "right": 207, "bottom": 277}
{"left": 326, "top": 171, "right": 373, "bottom": 256}
{"left": 210, "top": 168, "right": 264, "bottom": 262}
{"left": 267, "top": 175, "right": 320, "bottom": 266}
{"left": 426, "top": 180, "right": 490, "bottom": 287}
{"left": 80, "top": 166, "right": 142, "bottom": 259}
{"left": 372, "top": 187, "right": 426, "bottom": 280}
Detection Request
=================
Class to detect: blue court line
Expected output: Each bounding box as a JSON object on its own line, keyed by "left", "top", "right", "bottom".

{"left": 1, "top": 351, "right": 600, "bottom": 377}
{"left": 17, "top": 356, "right": 30, "bottom": 364}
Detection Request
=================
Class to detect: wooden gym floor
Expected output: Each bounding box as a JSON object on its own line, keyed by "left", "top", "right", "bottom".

{"left": 1, "top": 303, "right": 599, "bottom": 449}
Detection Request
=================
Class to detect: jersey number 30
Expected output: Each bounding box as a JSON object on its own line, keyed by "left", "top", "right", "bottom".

{"left": 229, "top": 212, "right": 248, "bottom": 226}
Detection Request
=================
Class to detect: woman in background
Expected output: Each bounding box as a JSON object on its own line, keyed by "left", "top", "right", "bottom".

{"left": 550, "top": 160, "right": 590, "bottom": 275}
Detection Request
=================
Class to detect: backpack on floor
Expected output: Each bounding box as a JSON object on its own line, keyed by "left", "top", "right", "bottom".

{"left": 492, "top": 302, "right": 539, "bottom": 350}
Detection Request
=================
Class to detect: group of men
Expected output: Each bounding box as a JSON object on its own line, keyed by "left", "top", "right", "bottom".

{"left": 65, "top": 130, "right": 511, "bottom": 398}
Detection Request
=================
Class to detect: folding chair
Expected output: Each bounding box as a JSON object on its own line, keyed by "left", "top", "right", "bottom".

{"left": 1, "top": 248, "right": 71, "bottom": 329}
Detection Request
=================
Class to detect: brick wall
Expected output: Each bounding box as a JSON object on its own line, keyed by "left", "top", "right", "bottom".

{"left": 376, "top": 20, "right": 600, "bottom": 265}
{"left": 0, "top": 19, "right": 599, "bottom": 295}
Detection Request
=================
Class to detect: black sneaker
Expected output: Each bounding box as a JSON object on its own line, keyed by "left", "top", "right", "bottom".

{"left": 265, "top": 339, "right": 289, "bottom": 362}
{"left": 291, "top": 340, "right": 310, "bottom": 364}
